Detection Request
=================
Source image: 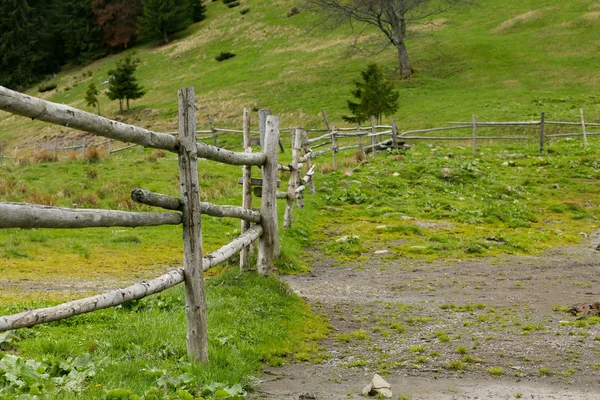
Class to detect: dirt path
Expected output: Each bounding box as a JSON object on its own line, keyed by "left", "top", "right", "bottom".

{"left": 249, "top": 231, "right": 600, "bottom": 399}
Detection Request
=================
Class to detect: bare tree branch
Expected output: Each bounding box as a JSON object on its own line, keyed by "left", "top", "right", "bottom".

{"left": 305, "top": 0, "right": 474, "bottom": 78}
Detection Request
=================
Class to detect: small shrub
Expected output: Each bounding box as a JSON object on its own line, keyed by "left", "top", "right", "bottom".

{"left": 287, "top": 6, "right": 300, "bottom": 17}
{"left": 16, "top": 157, "right": 31, "bottom": 166}
{"left": 33, "top": 151, "right": 58, "bottom": 163}
{"left": 226, "top": 1, "right": 240, "bottom": 8}
{"left": 240, "top": 6, "right": 250, "bottom": 14}
{"left": 74, "top": 192, "right": 100, "bottom": 208}
{"left": 86, "top": 168, "right": 98, "bottom": 179}
{"left": 38, "top": 82, "right": 57, "bottom": 92}
{"left": 86, "top": 147, "right": 101, "bottom": 163}
{"left": 25, "top": 192, "right": 57, "bottom": 206}
{"left": 215, "top": 51, "right": 236, "bottom": 61}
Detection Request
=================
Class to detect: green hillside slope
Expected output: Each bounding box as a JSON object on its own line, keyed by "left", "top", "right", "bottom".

{"left": 0, "top": 0, "right": 599, "bottom": 145}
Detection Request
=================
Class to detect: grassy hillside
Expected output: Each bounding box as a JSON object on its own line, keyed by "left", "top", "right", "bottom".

{"left": 1, "top": 0, "right": 599, "bottom": 145}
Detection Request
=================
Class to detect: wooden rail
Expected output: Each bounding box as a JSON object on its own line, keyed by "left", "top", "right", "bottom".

{"left": 0, "top": 85, "right": 283, "bottom": 364}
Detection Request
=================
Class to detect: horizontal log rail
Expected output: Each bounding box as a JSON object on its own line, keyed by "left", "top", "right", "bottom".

{"left": 0, "top": 224, "right": 263, "bottom": 332}
{"left": 545, "top": 131, "right": 600, "bottom": 138}
{"left": 203, "top": 224, "right": 262, "bottom": 269}
{"left": 0, "top": 203, "right": 181, "bottom": 229}
{"left": 447, "top": 121, "right": 540, "bottom": 126}
{"left": 0, "top": 86, "right": 178, "bottom": 152}
{"left": 402, "top": 135, "right": 533, "bottom": 141}
{"left": 131, "top": 189, "right": 262, "bottom": 223}
{"left": 0, "top": 86, "right": 265, "bottom": 167}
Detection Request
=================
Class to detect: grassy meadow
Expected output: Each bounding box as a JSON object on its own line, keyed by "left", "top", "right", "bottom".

{"left": 1, "top": 0, "right": 599, "bottom": 398}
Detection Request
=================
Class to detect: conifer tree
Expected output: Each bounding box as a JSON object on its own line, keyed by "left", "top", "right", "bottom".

{"left": 343, "top": 63, "right": 399, "bottom": 125}
{"left": 138, "top": 0, "right": 192, "bottom": 44}
{"left": 106, "top": 55, "right": 146, "bottom": 112}
{"left": 190, "top": 0, "right": 206, "bottom": 22}
{"left": 85, "top": 83, "right": 101, "bottom": 115}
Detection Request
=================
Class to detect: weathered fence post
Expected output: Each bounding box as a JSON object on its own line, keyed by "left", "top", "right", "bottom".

{"left": 331, "top": 124, "right": 337, "bottom": 170}
{"left": 370, "top": 116, "right": 376, "bottom": 156}
{"left": 392, "top": 120, "right": 399, "bottom": 150}
{"left": 0, "top": 143, "right": 3, "bottom": 164}
{"left": 258, "top": 109, "right": 271, "bottom": 149}
{"left": 33, "top": 143, "right": 37, "bottom": 158}
{"left": 53, "top": 139, "right": 58, "bottom": 159}
{"left": 300, "top": 129, "right": 315, "bottom": 194}
{"left": 539, "top": 112, "right": 545, "bottom": 154}
{"left": 240, "top": 107, "right": 253, "bottom": 272}
{"left": 257, "top": 115, "right": 280, "bottom": 275}
{"left": 321, "top": 110, "right": 331, "bottom": 133}
{"left": 580, "top": 109, "right": 588, "bottom": 150}
{"left": 178, "top": 87, "right": 208, "bottom": 363}
{"left": 107, "top": 140, "right": 112, "bottom": 156}
{"left": 13, "top": 147, "right": 17, "bottom": 160}
{"left": 472, "top": 114, "right": 477, "bottom": 156}
{"left": 284, "top": 128, "right": 301, "bottom": 228}
{"left": 82, "top": 138, "right": 87, "bottom": 160}
{"left": 207, "top": 114, "right": 217, "bottom": 147}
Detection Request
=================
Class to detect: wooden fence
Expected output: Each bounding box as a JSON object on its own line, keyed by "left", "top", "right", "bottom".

{"left": 0, "top": 85, "right": 285, "bottom": 363}
{"left": 299, "top": 110, "right": 600, "bottom": 167}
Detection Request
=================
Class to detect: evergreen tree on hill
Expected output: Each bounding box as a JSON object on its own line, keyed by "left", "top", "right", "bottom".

{"left": 138, "top": 0, "right": 193, "bottom": 44}
{"left": 343, "top": 63, "right": 399, "bottom": 125}
{"left": 0, "top": 0, "right": 62, "bottom": 89}
{"left": 190, "top": 0, "right": 207, "bottom": 22}
{"left": 106, "top": 55, "right": 146, "bottom": 112}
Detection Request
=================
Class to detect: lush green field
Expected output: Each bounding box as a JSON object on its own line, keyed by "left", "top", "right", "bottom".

{"left": 1, "top": 0, "right": 599, "bottom": 398}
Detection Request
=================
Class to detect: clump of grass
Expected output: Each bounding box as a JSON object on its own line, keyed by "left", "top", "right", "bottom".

{"left": 487, "top": 367, "right": 504, "bottom": 376}
{"left": 538, "top": 367, "right": 553, "bottom": 376}
{"left": 447, "top": 359, "right": 466, "bottom": 372}
{"left": 34, "top": 151, "right": 58, "bottom": 163}
{"left": 85, "top": 147, "right": 101, "bottom": 163}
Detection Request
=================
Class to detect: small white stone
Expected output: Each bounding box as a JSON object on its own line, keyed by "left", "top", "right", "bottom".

{"left": 374, "top": 250, "right": 389, "bottom": 254}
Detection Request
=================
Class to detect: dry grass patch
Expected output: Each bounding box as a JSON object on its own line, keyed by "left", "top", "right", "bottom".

{"left": 491, "top": 8, "right": 554, "bottom": 33}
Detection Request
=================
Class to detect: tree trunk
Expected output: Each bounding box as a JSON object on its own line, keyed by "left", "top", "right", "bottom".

{"left": 119, "top": 99, "right": 123, "bottom": 113}
{"left": 163, "top": 28, "right": 169, "bottom": 44}
{"left": 126, "top": 98, "right": 130, "bottom": 111}
{"left": 396, "top": 42, "right": 412, "bottom": 79}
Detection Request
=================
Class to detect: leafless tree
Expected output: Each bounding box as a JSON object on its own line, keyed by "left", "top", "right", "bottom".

{"left": 305, "top": 0, "right": 474, "bottom": 79}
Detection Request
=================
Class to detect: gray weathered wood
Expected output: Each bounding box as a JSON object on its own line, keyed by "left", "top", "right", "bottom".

{"left": 0, "top": 203, "right": 181, "bottom": 229}
{"left": 0, "top": 269, "right": 185, "bottom": 332}
{"left": 252, "top": 187, "right": 289, "bottom": 199}
{"left": 391, "top": 120, "right": 398, "bottom": 150}
{"left": 240, "top": 107, "right": 253, "bottom": 272}
{"left": 370, "top": 116, "right": 376, "bottom": 156}
{"left": 331, "top": 125, "right": 338, "bottom": 170}
{"left": 237, "top": 177, "right": 280, "bottom": 187}
{"left": 307, "top": 132, "right": 334, "bottom": 144}
{"left": 0, "top": 86, "right": 264, "bottom": 166}
{"left": 472, "top": 114, "right": 477, "bottom": 156}
{"left": 207, "top": 114, "right": 217, "bottom": 147}
{"left": 300, "top": 129, "right": 315, "bottom": 194}
{"left": 130, "top": 189, "right": 261, "bottom": 223}
{"left": 580, "top": 109, "right": 588, "bottom": 150}
{"left": 178, "top": 87, "right": 208, "bottom": 363}
{"left": 258, "top": 109, "right": 271, "bottom": 150}
{"left": 257, "top": 115, "right": 280, "bottom": 275}
{"left": 205, "top": 224, "right": 262, "bottom": 270}
{"left": 0, "top": 224, "right": 264, "bottom": 333}
{"left": 195, "top": 142, "right": 265, "bottom": 166}
{"left": 0, "top": 85, "right": 177, "bottom": 151}
{"left": 284, "top": 128, "right": 301, "bottom": 228}
{"left": 539, "top": 112, "right": 545, "bottom": 154}
{"left": 321, "top": 110, "right": 331, "bottom": 133}
{"left": 82, "top": 137, "right": 87, "bottom": 159}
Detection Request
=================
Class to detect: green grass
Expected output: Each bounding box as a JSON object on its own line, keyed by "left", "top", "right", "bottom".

{"left": 0, "top": 269, "right": 329, "bottom": 399}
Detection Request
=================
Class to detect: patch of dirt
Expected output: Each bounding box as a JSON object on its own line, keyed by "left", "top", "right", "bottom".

{"left": 249, "top": 232, "right": 600, "bottom": 400}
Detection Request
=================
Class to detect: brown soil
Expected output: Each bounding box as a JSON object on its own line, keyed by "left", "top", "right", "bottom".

{"left": 249, "top": 231, "right": 600, "bottom": 400}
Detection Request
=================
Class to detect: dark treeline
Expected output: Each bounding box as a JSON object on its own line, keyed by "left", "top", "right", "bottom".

{"left": 0, "top": 0, "right": 206, "bottom": 90}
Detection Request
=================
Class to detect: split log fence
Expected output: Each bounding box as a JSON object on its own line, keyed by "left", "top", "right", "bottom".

{"left": 0, "top": 85, "right": 285, "bottom": 363}
{"left": 299, "top": 110, "right": 600, "bottom": 168}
